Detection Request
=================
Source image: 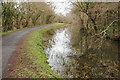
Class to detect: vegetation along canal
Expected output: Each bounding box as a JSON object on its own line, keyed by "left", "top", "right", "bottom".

{"left": 42, "top": 25, "right": 119, "bottom": 78}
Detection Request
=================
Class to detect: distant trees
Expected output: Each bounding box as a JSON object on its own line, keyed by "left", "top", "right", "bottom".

{"left": 2, "top": 2, "right": 16, "bottom": 31}
{"left": 0, "top": 3, "right": 2, "bottom": 30}
{"left": 1, "top": 2, "right": 55, "bottom": 32}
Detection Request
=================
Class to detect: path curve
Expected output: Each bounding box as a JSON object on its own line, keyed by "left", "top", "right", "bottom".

{"left": 1, "top": 24, "right": 52, "bottom": 76}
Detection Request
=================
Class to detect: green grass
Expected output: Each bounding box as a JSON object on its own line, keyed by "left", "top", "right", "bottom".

{"left": 0, "top": 27, "right": 27, "bottom": 36}
{"left": 0, "top": 24, "right": 46, "bottom": 36}
{"left": 0, "top": 29, "right": 16, "bottom": 36}
{"left": 14, "top": 23, "right": 64, "bottom": 78}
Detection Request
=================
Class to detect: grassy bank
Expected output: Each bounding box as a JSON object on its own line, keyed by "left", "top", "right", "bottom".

{"left": 0, "top": 27, "right": 27, "bottom": 36}
{"left": 0, "top": 24, "right": 46, "bottom": 36}
{"left": 12, "top": 23, "right": 64, "bottom": 78}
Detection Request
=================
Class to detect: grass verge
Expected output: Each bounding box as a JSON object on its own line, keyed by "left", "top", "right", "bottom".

{"left": 0, "top": 27, "right": 27, "bottom": 36}
{"left": 0, "top": 24, "right": 46, "bottom": 36}
{"left": 12, "top": 23, "right": 64, "bottom": 78}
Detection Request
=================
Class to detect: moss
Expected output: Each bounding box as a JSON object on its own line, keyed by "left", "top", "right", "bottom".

{"left": 14, "top": 23, "right": 64, "bottom": 78}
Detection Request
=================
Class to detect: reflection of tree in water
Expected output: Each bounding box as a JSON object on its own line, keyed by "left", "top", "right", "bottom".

{"left": 70, "top": 26, "right": 119, "bottom": 78}
{"left": 71, "top": 51, "right": 119, "bottom": 78}
{"left": 43, "top": 26, "right": 119, "bottom": 78}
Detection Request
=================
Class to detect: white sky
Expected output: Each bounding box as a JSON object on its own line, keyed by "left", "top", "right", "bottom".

{"left": 52, "top": 2, "right": 72, "bottom": 16}
{"left": 46, "top": 0, "right": 73, "bottom": 16}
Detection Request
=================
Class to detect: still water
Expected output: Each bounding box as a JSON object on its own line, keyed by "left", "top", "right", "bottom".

{"left": 43, "top": 26, "right": 119, "bottom": 78}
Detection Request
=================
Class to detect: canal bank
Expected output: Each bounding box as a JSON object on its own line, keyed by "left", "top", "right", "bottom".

{"left": 4, "top": 23, "right": 64, "bottom": 78}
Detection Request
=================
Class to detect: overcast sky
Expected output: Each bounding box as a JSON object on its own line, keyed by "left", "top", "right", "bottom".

{"left": 46, "top": 0, "right": 73, "bottom": 16}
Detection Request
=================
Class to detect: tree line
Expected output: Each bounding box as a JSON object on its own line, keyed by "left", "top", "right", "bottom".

{"left": 1, "top": 2, "right": 55, "bottom": 32}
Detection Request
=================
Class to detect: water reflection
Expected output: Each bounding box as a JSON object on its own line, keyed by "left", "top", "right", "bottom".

{"left": 44, "top": 26, "right": 119, "bottom": 78}
{"left": 45, "top": 28, "right": 74, "bottom": 77}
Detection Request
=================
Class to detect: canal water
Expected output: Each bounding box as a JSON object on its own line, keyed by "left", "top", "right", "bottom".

{"left": 42, "top": 26, "right": 119, "bottom": 78}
